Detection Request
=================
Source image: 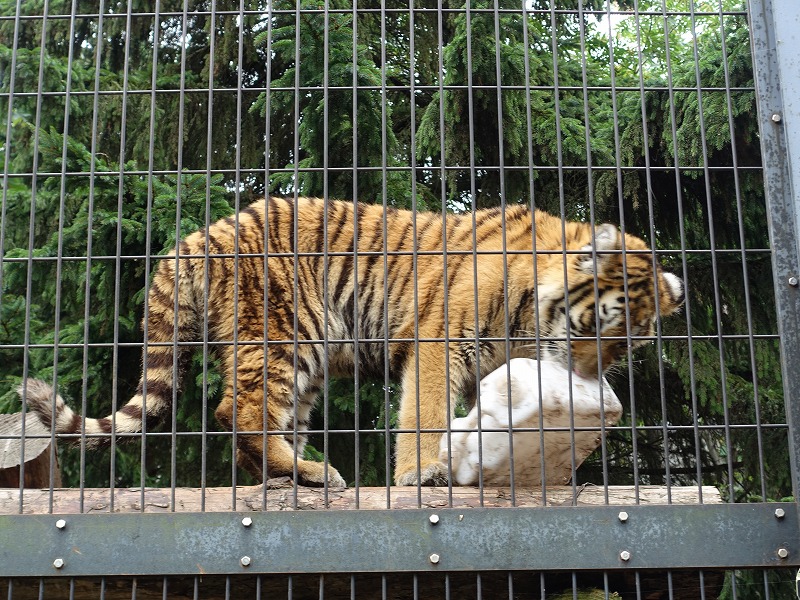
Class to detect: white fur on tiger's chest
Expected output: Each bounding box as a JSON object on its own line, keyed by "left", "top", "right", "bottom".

{"left": 439, "top": 358, "right": 623, "bottom": 487}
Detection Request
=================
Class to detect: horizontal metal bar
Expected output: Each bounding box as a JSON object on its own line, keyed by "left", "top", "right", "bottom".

{"left": 0, "top": 249, "right": 772, "bottom": 262}
{"left": 0, "top": 334, "right": 782, "bottom": 353}
{"left": 0, "top": 85, "right": 756, "bottom": 98}
{"left": 0, "top": 9, "right": 749, "bottom": 20}
{"left": 0, "top": 421, "right": 787, "bottom": 443}
{"left": 2, "top": 165, "right": 765, "bottom": 177}
{"left": 0, "top": 503, "right": 796, "bottom": 577}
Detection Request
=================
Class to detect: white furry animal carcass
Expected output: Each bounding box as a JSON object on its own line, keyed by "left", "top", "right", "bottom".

{"left": 439, "top": 358, "right": 623, "bottom": 487}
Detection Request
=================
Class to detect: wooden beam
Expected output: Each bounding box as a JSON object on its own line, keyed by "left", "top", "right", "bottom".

{"left": 0, "top": 480, "right": 720, "bottom": 514}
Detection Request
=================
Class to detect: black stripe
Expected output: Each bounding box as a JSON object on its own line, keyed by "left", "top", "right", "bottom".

{"left": 384, "top": 220, "right": 412, "bottom": 295}
{"left": 474, "top": 209, "right": 506, "bottom": 247}
{"left": 331, "top": 204, "right": 359, "bottom": 304}
{"left": 137, "top": 379, "right": 171, "bottom": 400}
{"left": 296, "top": 264, "right": 323, "bottom": 341}
{"left": 144, "top": 350, "right": 179, "bottom": 371}
{"left": 268, "top": 197, "right": 285, "bottom": 254}
{"left": 287, "top": 200, "right": 295, "bottom": 253}
{"left": 510, "top": 286, "right": 535, "bottom": 335}
{"left": 242, "top": 203, "right": 266, "bottom": 233}
{"left": 207, "top": 235, "right": 231, "bottom": 279}
{"left": 97, "top": 416, "right": 112, "bottom": 435}
{"left": 415, "top": 213, "right": 439, "bottom": 248}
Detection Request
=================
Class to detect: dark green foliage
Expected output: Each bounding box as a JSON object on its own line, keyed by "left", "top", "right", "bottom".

{"left": 0, "top": 7, "right": 790, "bottom": 590}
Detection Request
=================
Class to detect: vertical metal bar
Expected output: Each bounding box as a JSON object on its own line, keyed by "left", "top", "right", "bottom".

{"left": 49, "top": 0, "right": 79, "bottom": 504}
{"left": 463, "top": 0, "right": 486, "bottom": 503}
{"left": 520, "top": 0, "right": 548, "bottom": 503}
{"left": 0, "top": 0, "right": 22, "bottom": 467}
{"left": 634, "top": 3, "right": 676, "bottom": 503}
{"left": 321, "top": 0, "right": 331, "bottom": 503}
{"left": 627, "top": 0, "right": 656, "bottom": 502}
{"left": 17, "top": 0, "right": 52, "bottom": 512}
{"left": 655, "top": 0, "right": 705, "bottom": 503}
{"left": 231, "top": 0, "right": 247, "bottom": 507}
{"left": 174, "top": 0, "right": 191, "bottom": 506}
{"left": 380, "top": 0, "right": 393, "bottom": 502}
{"left": 291, "top": 0, "right": 302, "bottom": 507}
{"left": 107, "top": 0, "right": 135, "bottom": 512}
{"left": 715, "top": 0, "right": 767, "bottom": 498}
{"left": 603, "top": 2, "right": 635, "bottom": 504}
{"left": 747, "top": 0, "right": 800, "bottom": 500}
{"left": 350, "top": 0, "right": 362, "bottom": 504}
{"left": 492, "top": 0, "right": 514, "bottom": 502}
{"left": 406, "top": 0, "right": 420, "bottom": 507}
{"left": 261, "top": 0, "right": 275, "bottom": 513}
{"left": 143, "top": 0, "right": 162, "bottom": 507}
{"left": 547, "top": 0, "right": 578, "bottom": 505}
{"left": 82, "top": 0, "right": 106, "bottom": 505}
{"left": 575, "top": 0, "right": 604, "bottom": 500}
{"left": 438, "top": 0, "right": 454, "bottom": 506}
{"left": 688, "top": 0, "right": 736, "bottom": 500}
{"left": 203, "top": 0, "right": 218, "bottom": 504}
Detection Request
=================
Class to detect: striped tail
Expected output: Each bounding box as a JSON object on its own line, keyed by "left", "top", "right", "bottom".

{"left": 18, "top": 378, "right": 170, "bottom": 448}
{"left": 18, "top": 247, "right": 200, "bottom": 447}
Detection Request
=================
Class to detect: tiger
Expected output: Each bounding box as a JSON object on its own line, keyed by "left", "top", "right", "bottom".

{"left": 21, "top": 196, "right": 685, "bottom": 487}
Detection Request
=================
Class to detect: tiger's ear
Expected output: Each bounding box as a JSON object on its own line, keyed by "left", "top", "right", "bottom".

{"left": 577, "top": 224, "right": 619, "bottom": 274}
{"left": 659, "top": 271, "right": 685, "bottom": 315}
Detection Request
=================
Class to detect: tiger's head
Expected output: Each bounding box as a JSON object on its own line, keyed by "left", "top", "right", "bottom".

{"left": 539, "top": 223, "right": 684, "bottom": 377}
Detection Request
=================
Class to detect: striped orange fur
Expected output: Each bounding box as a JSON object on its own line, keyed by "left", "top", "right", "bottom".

{"left": 22, "top": 197, "right": 684, "bottom": 487}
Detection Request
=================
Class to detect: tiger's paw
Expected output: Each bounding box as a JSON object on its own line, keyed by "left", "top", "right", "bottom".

{"left": 296, "top": 460, "right": 347, "bottom": 488}
{"left": 395, "top": 461, "right": 450, "bottom": 487}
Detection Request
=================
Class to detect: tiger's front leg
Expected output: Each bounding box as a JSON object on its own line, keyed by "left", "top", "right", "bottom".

{"left": 394, "top": 342, "right": 458, "bottom": 486}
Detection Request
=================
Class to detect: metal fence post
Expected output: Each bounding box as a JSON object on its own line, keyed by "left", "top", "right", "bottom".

{"left": 748, "top": 0, "right": 800, "bottom": 499}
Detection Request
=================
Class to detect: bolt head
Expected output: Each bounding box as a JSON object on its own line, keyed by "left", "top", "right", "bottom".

{"left": 240, "top": 556, "right": 251, "bottom": 567}
{"left": 242, "top": 516, "right": 253, "bottom": 527}
{"left": 429, "top": 514, "right": 440, "bottom": 525}
{"left": 775, "top": 508, "right": 786, "bottom": 519}
{"left": 778, "top": 548, "right": 789, "bottom": 559}
{"left": 55, "top": 519, "right": 66, "bottom": 530}
{"left": 53, "top": 558, "right": 65, "bottom": 569}
{"left": 618, "top": 511, "right": 629, "bottom": 522}
{"left": 429, "top": 553, "right": 440, "bottom": 564}
{"left": 789, "top": 276, "right": 799, "bottom": 287}
{"left": 620, "top": 550, "right": 631, "bottom": 562}
{"left": 772, "top": 113, "right": 782, "bottom": 123}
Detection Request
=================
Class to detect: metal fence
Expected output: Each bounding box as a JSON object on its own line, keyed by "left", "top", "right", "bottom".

{"left": 0, "top": 0, "right": 799, "bottom": 598}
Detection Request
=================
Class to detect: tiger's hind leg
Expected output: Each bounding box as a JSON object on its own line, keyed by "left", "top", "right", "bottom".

{"left": 214, "top": 346, "right": 346, "bottom": 488}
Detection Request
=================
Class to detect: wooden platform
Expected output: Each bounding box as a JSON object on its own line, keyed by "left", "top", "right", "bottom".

{"left": 0, "top": 480, "right": 721, "bottom": 514}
